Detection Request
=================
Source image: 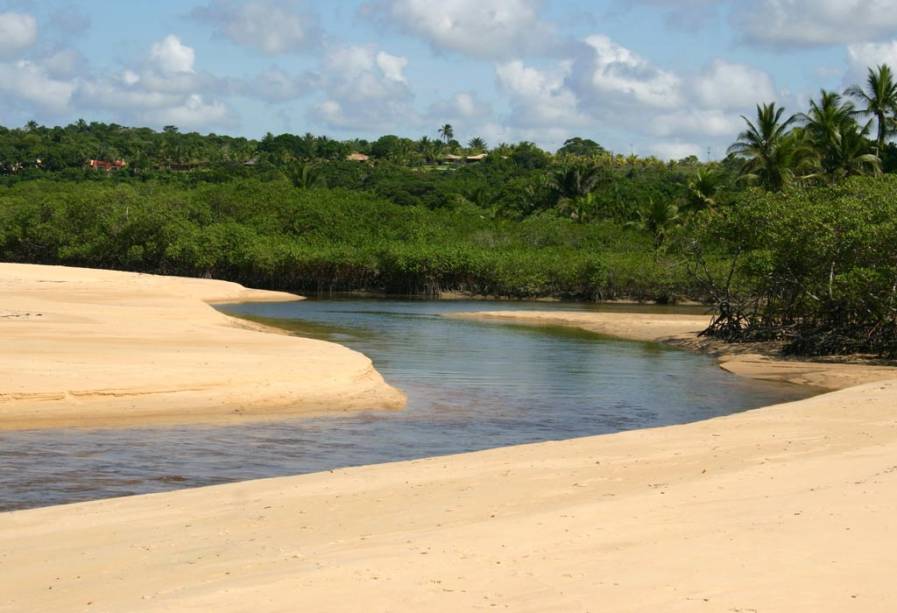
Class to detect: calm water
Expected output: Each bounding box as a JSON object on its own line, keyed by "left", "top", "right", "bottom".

{"left": 0, "top": 300, "right": 811, "bottom": 511}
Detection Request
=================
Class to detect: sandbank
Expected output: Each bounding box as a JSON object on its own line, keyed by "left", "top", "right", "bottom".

{"left": 452, "top": 310, "right": 897, "bottom": 389}
{"left": 2, "top": 376, "right": 897, "bottom": 611}
{"left": 3, "top": 294, "right": 897, "bottom": 611}
{"left": 0, "top": 263, "right": 404, "bottom": 429}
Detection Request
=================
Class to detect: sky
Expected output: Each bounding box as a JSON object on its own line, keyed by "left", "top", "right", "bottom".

{"left": 1, "top": 0, "right": 897, "bottom": 159}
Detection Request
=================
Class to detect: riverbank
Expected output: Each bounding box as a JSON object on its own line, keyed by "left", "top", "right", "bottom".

{"left": 0, "top": 263, "right": 404, "bottom": 429}
{"left": 451, "top": 310, "right": 897, "bottom": 390}
{"left": 2, "top": 376, "right": 896, "bottom": 611}
{"left": 4, "top": 285, "right": 897, "bottom": 611}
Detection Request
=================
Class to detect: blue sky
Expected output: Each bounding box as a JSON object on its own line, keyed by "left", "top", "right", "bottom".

{"left": 1, "top": 0, "right": 896, "bottom": 158}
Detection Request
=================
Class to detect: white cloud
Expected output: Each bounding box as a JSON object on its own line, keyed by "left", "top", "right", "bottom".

{"left": 692, "top": 59, "right": 776, "bottom": 109}
{"left": 312, "top": 45, "right": 416, "bottom": 130}
{"left": 0, "top": 12, "right": 37, "bottom": 58}
{"left": 429, "top": 92, "right": 493, "bottom": 121}
{"left": 192, "top": 0, "right": 319, "bottom": 55}
{"left": 149, "top": 35, "right": 195, "bottom": 74}
{"left": 365, "top": 0, "right": 556, "bottom": 59}
{"left": 651, "top": 109, "right": 743, "bottom": 139}
{"left": 73, "top": 35, "right": 234, "bottom": 130}
{"left": 41, "top": 49, "right": 84, "bottom": 79}
{"left": 847, "top": 40, "right": 897, "bottom": 79}
{"left": 737, "top": 0, "right": 897, "bottom": 47}
{"left": 141, "top": 94, "right": 232, "bottom": 128}
{"left": 571, "top": 35, "right": 682, "bottom": 110}
{"left": 0, "top": 60, "right": 75, "bottom": 113}
{"left": 496, "top": 59, "right": 588, "bottom": 128}
{"left": 376, "top": 52, "right": 407, "bottom": 83}
{"left": 246, "top": 66, "right": 309, "bottom": 102}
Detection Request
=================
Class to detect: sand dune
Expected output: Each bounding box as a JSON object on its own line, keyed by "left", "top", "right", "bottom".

{"left": 0, "top": 263, "right": 404, "bottom": 429}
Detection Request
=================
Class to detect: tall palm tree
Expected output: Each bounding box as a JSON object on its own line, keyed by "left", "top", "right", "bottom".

{"left": 438, "top": 124, "right": 454, "bottom": 144}
{"left": 801, "top": 90, "right": 857, "bottom": 178}
{"left": 727, "top": 102, "right": 804, "bottom": 191}
{"left": 798, "top": 89, "right": 881, "bottom": 183}
{"left": 845, "top": 64, "right": 897, "bottom": 152}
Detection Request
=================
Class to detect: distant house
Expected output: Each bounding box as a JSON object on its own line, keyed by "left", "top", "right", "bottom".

{"left": 88, "top": 159, "right": 127, "bottom": 172}
{"left": 346, "top": 152, "right": 370, "bottom": 162}
{"left": 442, "top": 154, "right": 464, "bottom": 163}
{"left": 465, "top": 153, "right": 488, "bottom": 163}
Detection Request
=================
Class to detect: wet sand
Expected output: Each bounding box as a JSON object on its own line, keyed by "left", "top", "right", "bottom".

{"left": 0, "top": 264, "right": 404, "bottom": 429}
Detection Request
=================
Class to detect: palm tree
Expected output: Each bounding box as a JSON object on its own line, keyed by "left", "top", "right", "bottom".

{"left": 628, "top": 199, "right": 680, "bottom": 251}
{"left": 438, "top": 124, "right": 454, "bottom": 144}
{"left": 801, "top": 90, "right": 857, "bottom": 177}
{"left": 727, "top": 102, "right": 804, "bottom": 191}
{"left": 845, "top": 64, "right": 897, "bottom": 153}
{"left": 550, "top": 164, "right": 604, "bottom": 201}
{"left": 684, "top": 168, "right": 723, "bottom": 213}
{"left": 800, "top": 90, "right": 880, "bottom": 183}
{"left": 826, "top": 121, "right": 881, "bottom": 182}
{"left": 467, "top": 137, "right": 487, "bottom": 152}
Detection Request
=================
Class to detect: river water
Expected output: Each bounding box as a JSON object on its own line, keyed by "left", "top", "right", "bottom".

{"left": 0, "top": 300, "right": 810, "bottom": 511}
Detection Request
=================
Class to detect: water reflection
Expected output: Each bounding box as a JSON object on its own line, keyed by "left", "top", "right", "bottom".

{"left": 0, "top": 300, "right": 810, "bottom": 511}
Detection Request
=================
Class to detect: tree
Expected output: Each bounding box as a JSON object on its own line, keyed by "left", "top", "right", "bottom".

{"left": 684, "top": 168, "right": 724, "bottom": 213}
{"left": 801, "top": 90, "right": 879, "bottom": 183}
{"left": 728, "top": 103, "right": 805, "bottom": 191}
{"left": 556, "top": 137, "right": 606, "bottom": 158}
{"left": 845, "top": 64, "right": 897, "bottom": 153}
{"left": 628, "top": 199, "right": 680, "bottom": 251}
{"left": 438, "top": 124, "right": 454, "bottom": 144}
{"left": 467, "top": 137, "right": 487, "bottom": 152}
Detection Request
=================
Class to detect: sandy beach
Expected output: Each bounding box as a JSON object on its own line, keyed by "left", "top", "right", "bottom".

{"left": 3, "top": 286, "right": 897, "bottom": 611}
{"left": 0, "top": 263, "right": 404, "bottom": 429}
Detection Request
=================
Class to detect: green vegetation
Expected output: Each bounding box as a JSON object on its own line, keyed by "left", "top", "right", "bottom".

{"left": 2, "top": 64, "right": 897, "bottom": 356}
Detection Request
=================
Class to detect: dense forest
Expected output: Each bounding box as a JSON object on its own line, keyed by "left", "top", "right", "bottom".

{"left": 2, "top": 65, "right": 897, "bottom": 356}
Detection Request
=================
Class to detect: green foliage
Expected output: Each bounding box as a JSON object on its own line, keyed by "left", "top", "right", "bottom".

{"left": 693, "top": 176, "right": 897, "bottom": 356}
{"left": 0, "top": 178, "right": 690, "bottom": 302}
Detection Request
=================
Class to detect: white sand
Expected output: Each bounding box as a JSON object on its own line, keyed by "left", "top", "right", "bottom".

{"left": 0, "top": 263, "right": 404, "bottom": 429}
{"left": 2, "top": 288, "right": 896, "bottom": 612}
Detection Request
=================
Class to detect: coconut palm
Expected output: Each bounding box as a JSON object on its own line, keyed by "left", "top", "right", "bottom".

{"left": 628, "top": 199, "right": 680, "bottom": 251}
{"left": 438, "top": 124, "right": 454, "bottom": 144}
{"left": 800, "top": 90, "right": 880, "bottom": 183}
{"left": 684, "top": 168, "right": 724, "bottom": 213}
{"left": 845, "top": 64, "right": 897, "bottom": 152}
{"left": 825, "top": 122, "right": 881, "bottom": 182}
{"left": 467, "top": 136, "right": 487, "bottom": 152}
{"left": 800, "top": 90, "right": 858, "bottom": 176}
{"left": 728, "top": 102, "right": 805, "bottom": 191}
{"left": 550, "top": 164, "right": 604, "bottom": 201}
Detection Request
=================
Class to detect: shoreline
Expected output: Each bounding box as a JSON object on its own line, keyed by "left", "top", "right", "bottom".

{"left": 450, "top": 310, "right": 897, "bottom": 390}
{"left": 3, "top": 378, "right": 896, "bottom": 610}
{"left": 0, "top": 263, "right": 405, "bottom": 430}
{"left": 4, "top": 273, "right": 897, "bottom": 610}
